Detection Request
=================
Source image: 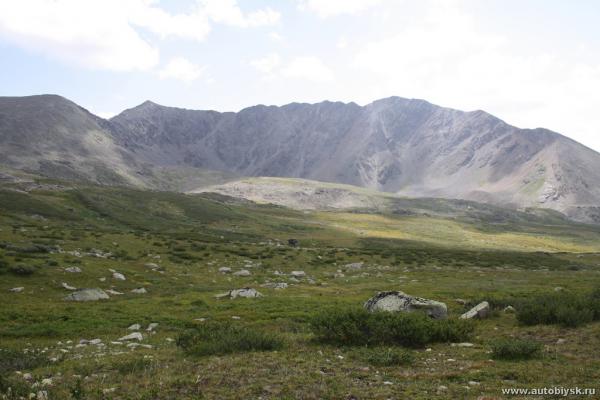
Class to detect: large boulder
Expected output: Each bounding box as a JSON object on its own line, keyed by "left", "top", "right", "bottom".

{"left": 64, "top": 288, "right": 109, "bottom": 302}
{"left": 460, "top": 301, "right": 490, "bottom": 319}
{"left": 364, "top": 291, "right": 448, "bottom": 319}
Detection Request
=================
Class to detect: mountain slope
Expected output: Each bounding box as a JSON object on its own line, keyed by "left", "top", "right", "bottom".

{"left": 111, "top": 97, "right": 600, "bottom": 222}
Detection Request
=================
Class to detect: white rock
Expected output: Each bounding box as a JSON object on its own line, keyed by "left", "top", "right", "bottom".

{"left": 460, "top": 301, "right": 490, "bottom": 319}
{"left": 233, "top": 269, "right": 251, "bottom": 277}
{"left": 290, "top": 271, "right": 306, "bottom": 277}
{"left": 64, "top": 288, "right": 109, "bottom": 302}
{"left": 112, "top": 272, "right": 126, "bottom": 281}
{"left": 119, "top": 332, "right": 143, "bottom": 341}
{"left": 61, "top": 282, "right": 77, "bottom": 291}
{"left": 128, "top": 324, "right": 141, "bottom": 331}
{"left": 88, "top": 339, "right": 102, "bottom": 345}
{"left": 131, "top": 288, "right": 147, "bottom": 294}
{"left": 218, "top": 267, "right": 232, "bottom": 274}
{"left": 146, "top": 323, "right": 158, "bottom": 332}
{"left": 9, "top": 287, "right": 24, "bottom": 293}
{"left": 364, "top": 291, "right": 448, "bottom": 319}
{"left": 105, "top": 289, "right": 123, "bottom": 295}
{"left": 65, "top": 267, "right": 82, "bottom": 273}
{"left": 41, "top": 378, "right": 52, "bottom": 386}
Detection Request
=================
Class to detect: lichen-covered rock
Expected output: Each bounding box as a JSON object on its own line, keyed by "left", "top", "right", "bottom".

{"left": 261, "top": 282, "right": 288, "bottom": 289}
{"left": 364, "top": 291, "right": 448, "bottom": 319}
{"left": 460, "top": 301, "right": 490, "bottom": 319}
{"left": 64, "top": 288, "right": 109, "bottom": 302}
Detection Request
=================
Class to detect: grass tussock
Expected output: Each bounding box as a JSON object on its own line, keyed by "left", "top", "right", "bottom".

{"left": 309, "top": 308, "right": 474, "bottom": 348}
{"left": 491, "top": 338, "right": 543, "bottom": 360}
{"left": 176, "top": 322, "right": 284, "bottom": 356}
{"left": 516, "top": 289, "right": 600, "bottom": 328}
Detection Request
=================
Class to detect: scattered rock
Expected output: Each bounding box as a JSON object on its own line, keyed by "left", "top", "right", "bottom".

{"left": 218, "top": 267, "right": 232, "bottom": 274}
{"left": 144, "top": 263, "right": 159, "bottom": 269}
{"left": 119, "top": 332, "right": 143, "bottom": 341}
{"left": 36, "top": 391, "right": 48, "bottom": 400}
{"left": 364, "top": 291, "right": 448, "bottom": 319}
{"left": 23, "top": 373, "right": 33, "bottom": 381}
{"left": 64, "top": 267, "right": 82, "bottom": 273}
{"left": 344, "top": 262, "right": 364, "bottom": 271}
{"left": 556, "top": 338, "right": 566, "bottom": 345}
{"left": 454, "top": 342, "right": 474, "bottom": 347}
{"left": 41, "top": 378, "right": 52, "bottom": 386}
{"left": 233, "top": 269, "right": 251, "bottom": 277}
{"left": 554, "top": 286, "right": 564, "bottom": 292}
{"left": 64, "top": 288, "right": 109, "bottom": 302}
{"left": 128, "top": 324, "right": 141, "bottom": 331}
{"left": 290, "top": 271, "right": 306, "bottom": 278}
{"left": 61, "top": 282, "right": 77, "bottom": 291}
{"left": 131, "top": 288, "right": 147, "bottom": 294}
{"left": 460, "top": 301, "right": 490, "bottom": 319}
{"left": 231, "top": 316, "right": 241, "bottom": 320}
{"left": 454, "top": 298, "right": 467, "bottom": 305}
{"left": 503, "top": 305, "right": 516, "bottom": 313}
{"left": 216, "top": 287, "right": 263, "bottom": 299}
{"left": 9, "top": 287, "right": 24, "bottom": 293}
{"left": 261, "top": 282, "right": 288, "bottom": 289}
{"left": 88, "top": 339, "right": 102, "bottom": 345}
{"left": 112, "top": 272, "right": 126, "bottom": 281}
{"left": 437, "top": 385, "right": 448, "bottom": 394}
{"left": 146, "top": 323, "right": 158, "bottom": 332}
{"left": 105, "top": 289, "right": 123, "bottom": 295}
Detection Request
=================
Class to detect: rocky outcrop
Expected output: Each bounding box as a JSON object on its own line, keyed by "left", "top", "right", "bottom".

{"left": 364, "top": 291, "right": 448, "bottom": 319}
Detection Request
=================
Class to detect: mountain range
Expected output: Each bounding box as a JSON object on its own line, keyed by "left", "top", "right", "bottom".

{"left": 1, "top": 94, "right": 599, "bottom": 223}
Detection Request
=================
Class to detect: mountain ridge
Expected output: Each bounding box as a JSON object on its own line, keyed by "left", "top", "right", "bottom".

{"left": 1, "top": 94, "right": 599, "bottom": 223}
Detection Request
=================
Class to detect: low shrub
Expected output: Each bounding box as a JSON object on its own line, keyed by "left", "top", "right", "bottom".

{"left": 177, "top": 322, "right": 284, "bottom": 356}
{"left": 351, "top": 347, "right": 414, "bottom": 366}
{"left": 491, "top": 338, "right": 542, "bottom": 360}
{"left": 309, "top": 308, "right": 474, "bottom": 348}
{"left": 8, "top": 264, "right": 36, "bottom": 276}
{"left": 516, "top": 289, "right": 600, "bottom": 328}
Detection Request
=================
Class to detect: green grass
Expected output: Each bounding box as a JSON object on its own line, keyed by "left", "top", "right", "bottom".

{"left": 0, "top": 178, "right": 600, "bottom": 398}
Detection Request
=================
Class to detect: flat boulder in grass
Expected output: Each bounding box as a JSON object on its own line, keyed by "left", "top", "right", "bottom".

{"left": 364, "top": 291, "right": 448, "bottom": 319}
{"left": 460, "top": 301, "right": 490, "bottom": 319}
{"left": 64, "top": 288, "right": 109, "bottom": 302}
{"left": 216, "top": 287, "right": 263, "bottom": 299}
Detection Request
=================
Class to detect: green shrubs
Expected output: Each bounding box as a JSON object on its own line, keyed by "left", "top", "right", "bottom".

{"left": 352, "top": 347, "right": 414, "bottom": 366}
{"left": 309, "top": 308, "right": 474, "bottom": 348}
{"left": 516, "top": 290, "right": 600, "bottom": 327}
{"left": 8, "top": 264, "right": 37, "bottom": 276}
{"left": 177, "top": 322, "right": 284, "bottom": 356}
{"left": 491, "top": 338, "right": 542, "bottom": 360}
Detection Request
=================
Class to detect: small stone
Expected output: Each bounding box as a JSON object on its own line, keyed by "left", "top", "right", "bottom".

{"left": 218, "top": 267, "right": 232, "bottom": 274}
{"left": 460, "top": 301, "right": 490, "bottom": 320}
{"left": 131, "top": 288, "right": 147, "bottom": 294}
{"left": 146, "top": 323, "right": 159, "bottom": 332}
{"left": 102, "top": 388, "right": 116, "bottom": 395}
{"left": 437, "top": 385, "right": 448, "bottom": 393}
{"left": 36, "top": 391, "right": 48, "bottom": 400}
{"left": 9, "top": 287, "right": 24, "bottom": 293}
{"left": 233, "top": 269, "right": 251, "bottom": 277}
{"left": 41, "top": 378, "right": 52, "bottom": 386}
{"left": 88, "top": 339, "right": 102, "bottom": 345}
{"left": 261, "top": 282, "right": 288, "bottom": 289}
{"left": 65, "top": 267, "right": 82, "bottom": 273}
{"left": 64, "top": 288, "right": 109, "bottom": 302}
{"left": 105, "top": 289, "right": 123, "bottom": 295}
{"left": 290, "top": 271, "right": 306, "bottom": 278}
{"left": 468, "top": 381, "right": 480, "bottom": 386}
{"left": 61, "top": 282, "right": 77, "bottom": 291}
{"left": 119, "top": 332, "right": 143, "bottom": 341}
{"left": 556, "top": 338, "right": 566, "bottom": 345}
{"left": 112, "top": 272, "right": 126, "bottom": 281}
{"left": 383, "top": 381, "right": 393, "bottom": 385}
{"left": 503, "top": 305, "right": 516, "bottom": 313}
{"left": 23, "top": 373, "right": 33, "bottom": 381}
{"left": 454, "top": 298, "right": 467, "bottom": 305}
{"left": 128, "top": 324, "right": 141, "bottom": 331}
{"left": 231, "top": 316, "right": 241, "bottom": 320}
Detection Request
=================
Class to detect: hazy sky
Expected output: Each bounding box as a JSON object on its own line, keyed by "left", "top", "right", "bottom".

{"left": 1, "top": 0, "right": 599, "bottom": 152}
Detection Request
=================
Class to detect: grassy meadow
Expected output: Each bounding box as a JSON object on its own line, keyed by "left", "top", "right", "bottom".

{"left": 1, "top": 179, "right": 600, "bottom": 399}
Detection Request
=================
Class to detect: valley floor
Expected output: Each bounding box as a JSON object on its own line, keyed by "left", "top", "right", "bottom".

{"left": 1, "top": 182, "right": 600, "bottom": 399}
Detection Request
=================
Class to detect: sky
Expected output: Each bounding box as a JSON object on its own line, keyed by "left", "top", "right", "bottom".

{"left": 1, "top": 0, "right": 599, "bottom": 152}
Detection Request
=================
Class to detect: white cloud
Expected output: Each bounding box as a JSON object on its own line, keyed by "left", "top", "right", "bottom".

{"left": 268, "top": 31, "right": 285, "bottom": 43}
{"left": 351, "top": 0, "right": 600, "bottom": 152}
{"left": 250, "top": 53, "right": 281, "bottom": 74}
{"left": 0, "top": 0, "right": 280, "bottom": 72}
{"left": 200, "top": 0, "right": 280, "bottom": 27}
{"left": 281, "top": 56, "right": 334, "bottom": 82}
{"left": 158, "top": 57, "right": 205, "bottom": 82}
{"left": 298, "top": 0, "right": 382, "bottom": 18}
